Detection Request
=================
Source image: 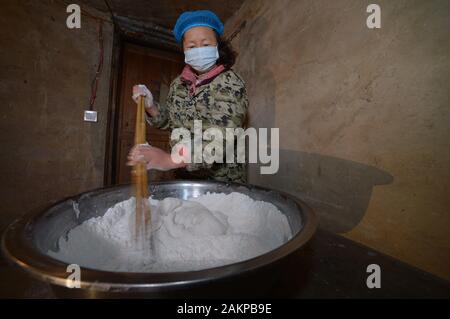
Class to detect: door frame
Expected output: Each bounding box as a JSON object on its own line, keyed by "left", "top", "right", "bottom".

{"left": 103, "top": 29, "right": 183, "bottom": 186}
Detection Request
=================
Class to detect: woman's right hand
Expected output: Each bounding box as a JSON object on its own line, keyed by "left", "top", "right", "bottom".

{"left": 132, "top": 84, "right": 158, "bottom": 116}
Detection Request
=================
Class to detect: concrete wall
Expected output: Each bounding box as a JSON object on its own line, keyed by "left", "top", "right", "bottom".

{"left": 0, "top": 0, "right": 113, "bottom": 229}
{"left": 224, "top": 0, "right": 450, "bottom": 280}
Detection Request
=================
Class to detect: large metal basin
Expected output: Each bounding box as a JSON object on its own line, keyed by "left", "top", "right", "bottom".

{"left": 1, "top": 180, "right": 317, "bottom": 298}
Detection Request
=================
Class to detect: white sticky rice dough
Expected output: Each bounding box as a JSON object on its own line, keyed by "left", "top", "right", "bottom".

{"left": 48, "top": 192, "right": 293, "bottom": 272}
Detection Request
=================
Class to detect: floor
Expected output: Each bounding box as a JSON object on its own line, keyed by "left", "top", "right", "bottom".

{"left": 0, "top": 229, "right": 449, "bottom": 298}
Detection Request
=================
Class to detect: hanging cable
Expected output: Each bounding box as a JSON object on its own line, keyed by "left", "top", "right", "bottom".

{"left": 88, "top": 20, "right": 104, "bottom": 110}
{"left": 103, "top": 0, "right": 117, "bottom": 27}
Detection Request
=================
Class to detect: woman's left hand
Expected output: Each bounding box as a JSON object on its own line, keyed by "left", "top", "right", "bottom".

{"left": 127, "top": 144, "right": 186, "bottom": 171}
{"left": 127, "top": 144, "right": 170, "bottom": 171}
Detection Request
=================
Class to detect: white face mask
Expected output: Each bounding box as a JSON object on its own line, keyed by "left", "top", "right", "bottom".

{"left": 184, "top": 46, "right": 219, "bottom": 72}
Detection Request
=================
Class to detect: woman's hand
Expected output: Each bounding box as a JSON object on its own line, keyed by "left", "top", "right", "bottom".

{"left": 132, "top": 84, "right": 158, "bottom": 117}
{"left": 127, "top": 143, "right": 187, "bottom": 171}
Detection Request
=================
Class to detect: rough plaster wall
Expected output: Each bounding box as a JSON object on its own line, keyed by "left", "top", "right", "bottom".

{"left": 0, "top": 0, "right": 113, "bottom": 229}
{"left": 225, "top": 0, "right": 450, "bottom": 280}
{"left": 78, "top": 0, "right": 245, "bottom": 29}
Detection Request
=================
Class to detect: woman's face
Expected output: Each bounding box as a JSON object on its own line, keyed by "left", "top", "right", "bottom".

{"left": 182, "top": 26, "right": 218, "bottom": 51}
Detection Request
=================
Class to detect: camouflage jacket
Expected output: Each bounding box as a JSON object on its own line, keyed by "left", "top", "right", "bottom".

{"left": 146, "top": 68, "right": 249, "bottom": 183}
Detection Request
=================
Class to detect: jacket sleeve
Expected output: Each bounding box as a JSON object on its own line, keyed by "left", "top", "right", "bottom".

{"left": 186, "top": 74, "right": 249, "bottom": 171}
{"left": 145, "top": 81, "right": 176, "bottom": 131}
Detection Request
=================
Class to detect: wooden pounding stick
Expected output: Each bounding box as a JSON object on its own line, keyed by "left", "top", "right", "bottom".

{"left": 133, "top": 96, "right": 151, "bottom": 245}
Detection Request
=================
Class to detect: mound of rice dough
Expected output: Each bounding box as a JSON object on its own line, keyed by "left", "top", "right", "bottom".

{"left": 48, "top": 192, "right": 293, "bottom": 272}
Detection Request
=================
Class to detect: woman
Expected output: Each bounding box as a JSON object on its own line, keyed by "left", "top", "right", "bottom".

{"left": 127, "top": 10, "right": 249, "bottom": 183}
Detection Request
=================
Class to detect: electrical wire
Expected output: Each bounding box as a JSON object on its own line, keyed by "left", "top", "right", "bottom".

{"left": 88, "top": 20, "right": 104, "bottom": 110}
{"left": 49, "top": 0, "right": 109, "bottom": 111}
{"left": 88, "top": 0, "right": 119, "bottom": 110}
{"left": 103, "top": 0, "right": 117, "bottom": 26}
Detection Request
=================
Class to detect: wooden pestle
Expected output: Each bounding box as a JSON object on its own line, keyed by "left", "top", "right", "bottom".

{"left": 133, "top": 96, "right": 151, "bottom": 245}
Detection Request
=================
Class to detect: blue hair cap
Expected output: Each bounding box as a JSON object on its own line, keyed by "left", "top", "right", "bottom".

{"left": 173, "top": 10, "right": 224, "bottom": 43}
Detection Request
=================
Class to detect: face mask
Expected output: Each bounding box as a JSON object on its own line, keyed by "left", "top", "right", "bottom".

{"left": 184, "top": 46, "right": 219, "bottom": 72}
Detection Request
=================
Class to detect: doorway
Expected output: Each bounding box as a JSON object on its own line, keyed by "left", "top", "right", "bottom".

{"left": 109, "top": 42, "right": 184, "bottom": 185}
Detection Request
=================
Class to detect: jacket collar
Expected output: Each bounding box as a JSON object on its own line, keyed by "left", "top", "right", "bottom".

{"left": 181, "top": 64, "right": 226, "bottom": 97}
